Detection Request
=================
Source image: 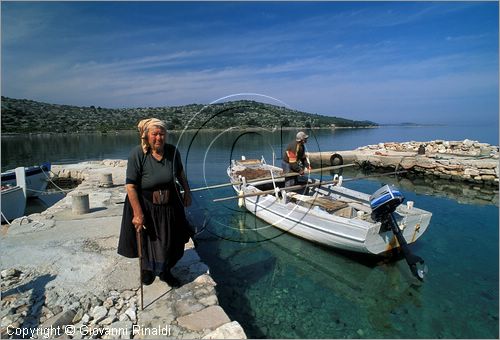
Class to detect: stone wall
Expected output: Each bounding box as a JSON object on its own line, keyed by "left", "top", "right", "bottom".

{"left": 52, "top": 160, "right": 128, "bottom": 182}
{"left": 359, "top": 139, "right": 498, "bottom": 157}
{"left": 354, "top": 140, "right": 499, "bottom": 186}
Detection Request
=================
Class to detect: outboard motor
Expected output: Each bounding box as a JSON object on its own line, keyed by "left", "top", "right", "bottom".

{"left": 370, "top": 185, "right": 404, "bottom": 221}
{"left": 370, "top": 185, "right": 427, "bottom": 281}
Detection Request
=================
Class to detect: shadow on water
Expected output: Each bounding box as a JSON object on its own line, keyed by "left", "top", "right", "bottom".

{"left": 2, "top": 274, "right": 56, "bottom": 335}
{"left": 195, "top": 232, "right": 271, "bottom": 338}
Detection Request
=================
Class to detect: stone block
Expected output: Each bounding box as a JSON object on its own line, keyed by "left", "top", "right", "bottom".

{"left": 199, "top": 295, "right": 218, "bottom": 307}
{"left": 399, "top": 158, "right": 415, "bottom": 170}
{"left": 202, "top": 321, "right": 247, "bottom": 339}
{"left": 464, "top": 168, "right": 480, "bottom": 177}
{"left": 478, "top": 168, "right": 496, "bottom": 176}
{"left": 476, "top": 161, "right": 498, "bottom": 169}
{"left": 177, "top": 306, "right": 230, "bottom": 331}
{"left": 174, "top": 300, "right": 205, "bottom": 317}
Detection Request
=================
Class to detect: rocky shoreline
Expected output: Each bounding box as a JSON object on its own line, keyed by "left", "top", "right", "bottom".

{"left": 1, "top": 267, "right": 244, "bottom": 339}
{"left": 308, "top": 139, "right": 499, "bottom": 186}
{"left": 0, "top": 160, "right": 246, "bottom": 339}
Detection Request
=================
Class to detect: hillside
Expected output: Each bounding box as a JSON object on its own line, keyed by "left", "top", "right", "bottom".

{"left": 1, "top": 96, "right": 377, "bottom": 133}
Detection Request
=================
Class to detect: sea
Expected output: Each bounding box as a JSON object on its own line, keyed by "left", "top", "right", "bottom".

{"left": 1, "top": 124, "right": 499, "bottom": 338}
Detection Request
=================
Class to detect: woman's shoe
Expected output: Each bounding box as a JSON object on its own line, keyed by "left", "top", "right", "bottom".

{"left": 141, "top": 270, "right": 155, "bottom": 285}
{"left": 160, "top": 270, "right": 181, "bottom": 287}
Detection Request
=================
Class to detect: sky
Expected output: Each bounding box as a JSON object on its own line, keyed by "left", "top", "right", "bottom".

{"left": 1, "top": 1, "right": 498, "bottom": 125}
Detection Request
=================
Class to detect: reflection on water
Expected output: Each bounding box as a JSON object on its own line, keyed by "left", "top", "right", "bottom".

{"left": 323, "top": 167, "right": 499, "bottom": 207}
{"left": 1, "top": 132, "right": 139, "bottom": 171}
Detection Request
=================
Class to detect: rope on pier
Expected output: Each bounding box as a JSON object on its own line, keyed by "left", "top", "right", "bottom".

{"left": 40, "top": 168, "right": 76, "bottom": 195}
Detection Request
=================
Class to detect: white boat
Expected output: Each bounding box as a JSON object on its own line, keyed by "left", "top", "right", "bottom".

{"left": 1, "top": 167, "right": 27, "bottom": 223}
{"left": 1, "top": 163, "right": 50, "bottom": 198}
{"left": 226, "top": 158, "right": 432, "bottom": 257}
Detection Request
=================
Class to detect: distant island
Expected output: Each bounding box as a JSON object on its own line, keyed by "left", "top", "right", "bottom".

{"left": 379, "top": 122, "right": 446, "bottom": 127}
{"left": 1, "top": 96, "right": 377, "bottom": 133}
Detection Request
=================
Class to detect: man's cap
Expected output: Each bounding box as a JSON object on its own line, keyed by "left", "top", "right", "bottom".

{"left": 296, "top": 131, "right": 309, "bottom": 141}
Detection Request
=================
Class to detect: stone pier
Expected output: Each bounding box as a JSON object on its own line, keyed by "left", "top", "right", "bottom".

{"left": 0, "top": 160, "right": 246, "bottom": 339}
{"left": 307, "top": 139, "right": 499, "bottom": 186}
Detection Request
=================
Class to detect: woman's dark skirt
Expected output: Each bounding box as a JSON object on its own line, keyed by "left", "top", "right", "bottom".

{"left": 117, "top": 189, "right": 191, "bottom": 275}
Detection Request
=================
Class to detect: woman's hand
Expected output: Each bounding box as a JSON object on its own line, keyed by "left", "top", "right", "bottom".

{"left": 183, "top": 191, "right": 192, "bottom": 207}
{"left": 126, "top": 184, "right": 145, "bottom": 232}
{"left": 132, "top": 214, "right": 145, "bottom": 232}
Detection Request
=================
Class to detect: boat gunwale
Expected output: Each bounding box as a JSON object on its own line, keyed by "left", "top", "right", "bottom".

{"left": 1, "top": 163, "right": 51, "bottom": 181}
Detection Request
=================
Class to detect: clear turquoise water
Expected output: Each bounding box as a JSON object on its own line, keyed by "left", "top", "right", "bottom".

{"left": 191, "top": 175, "right": 498, "bottom": 339}
{"left": 2, "top": 125, "right": 498, "bottom": 338}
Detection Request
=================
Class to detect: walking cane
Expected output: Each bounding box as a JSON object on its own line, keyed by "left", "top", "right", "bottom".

{"left": 136, "top": 228, "right": 144, "bottom": 311}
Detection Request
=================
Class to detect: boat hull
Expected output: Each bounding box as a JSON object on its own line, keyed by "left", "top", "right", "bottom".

{"left": 1, "top": 163, "right": 50, "bottom": 198}
{"left": 239, "top": 188, "right": 430, "bottom": 255}
{"left": 1, "top": 186, "right": 27, "bottom": 222}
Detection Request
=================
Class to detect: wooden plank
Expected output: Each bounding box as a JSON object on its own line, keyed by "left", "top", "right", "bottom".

{"left": 287, "top": 192, "right": 348, "bottom": 212}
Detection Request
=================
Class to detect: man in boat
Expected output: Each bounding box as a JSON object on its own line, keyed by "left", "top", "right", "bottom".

{"left": 282, "top": 131, "right": 311, "bottom": 190}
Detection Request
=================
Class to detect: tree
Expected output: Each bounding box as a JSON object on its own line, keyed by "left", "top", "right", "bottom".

{"left": 247, "top": 118, "right": 260, "bottom": 127}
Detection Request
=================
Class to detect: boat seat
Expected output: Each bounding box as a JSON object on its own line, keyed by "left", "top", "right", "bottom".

{"left": 235, "top": 159, "right": 262, "bottom": 166}
{"left": 287, "top": 193, "right": 348, "bottom": 213}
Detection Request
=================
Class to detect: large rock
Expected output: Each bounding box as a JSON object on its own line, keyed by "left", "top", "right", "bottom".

{"left": 91, "top": 305, "right": 108, "bottom": 323}
{"left": 399, "top": 158, "right": 416, "bottom": 170}
{"left": 40, "top": 309, "right": 76, "bottom": 329}
{"left": 193, "top": 274, "right": 217, "bottom": 286}
{"left": 1, "top": 268, "right": 21, "bottom": 279}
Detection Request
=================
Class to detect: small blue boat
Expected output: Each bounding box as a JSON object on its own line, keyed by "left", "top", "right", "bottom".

{"left": 1, "top": 163, "right": 51, "bottom": 198}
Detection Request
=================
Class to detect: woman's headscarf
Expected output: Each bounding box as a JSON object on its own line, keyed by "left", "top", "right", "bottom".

{"left": 137, "top": 118, "right": 167, "bottom": 153}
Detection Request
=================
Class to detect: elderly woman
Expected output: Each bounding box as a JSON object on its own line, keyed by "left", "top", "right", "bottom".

{"left": 118, "top": 118, "right": 192, "bottom": 287}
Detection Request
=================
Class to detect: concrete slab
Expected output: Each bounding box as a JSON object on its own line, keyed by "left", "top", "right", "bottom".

{"left": 177, "top": 306, "right": 231, "bottom": 331}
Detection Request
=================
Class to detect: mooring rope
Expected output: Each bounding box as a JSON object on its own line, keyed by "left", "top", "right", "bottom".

{"left": 40, "top": 167, "right": 75, "bottom": 195}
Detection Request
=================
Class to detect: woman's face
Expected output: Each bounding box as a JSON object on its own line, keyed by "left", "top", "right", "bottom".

{"left": 147, "top": 126, "right": 166, "bottom": 152}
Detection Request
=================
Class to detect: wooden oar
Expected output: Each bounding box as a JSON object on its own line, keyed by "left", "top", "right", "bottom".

{"left": 213, "top": 170, "right": 408, "bottom": 202}
{"left": 190, "top": 163, "right": 355, "bottom": 192}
